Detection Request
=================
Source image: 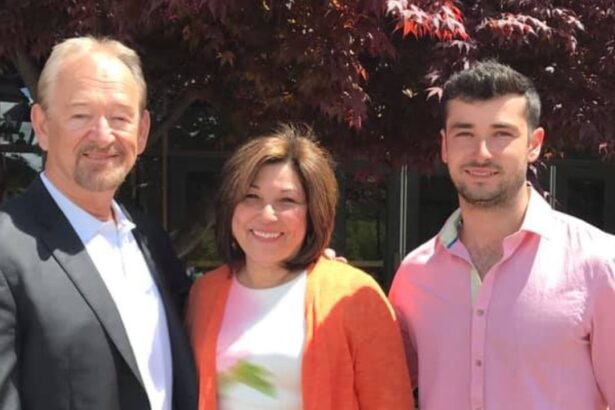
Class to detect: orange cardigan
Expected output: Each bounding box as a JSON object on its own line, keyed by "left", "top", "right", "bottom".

{"left": 185, "top": 257, "right": 414, "bottom": 410}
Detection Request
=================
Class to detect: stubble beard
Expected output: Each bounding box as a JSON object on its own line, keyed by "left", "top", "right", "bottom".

{"left": 452, "top": 163, "right": 527, "bottom": 209}
{"left": 74, "top": 146, "right": 133, "bottom": 192}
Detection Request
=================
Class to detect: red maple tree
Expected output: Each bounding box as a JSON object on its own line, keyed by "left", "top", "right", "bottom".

{"left": 2, "top": 0, "right": 612, "bottom": 165}
{"left": 1, "top": 0, "right": 613, "bottom": 252}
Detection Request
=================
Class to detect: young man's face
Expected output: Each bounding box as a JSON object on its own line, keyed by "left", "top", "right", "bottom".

{"left": 441, "top": 94, "right": 544, "bottom": 208}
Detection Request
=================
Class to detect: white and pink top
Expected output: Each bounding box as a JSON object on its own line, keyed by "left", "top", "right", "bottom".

{"left": 216, "top": 271, "right": 307, "bottom": 410}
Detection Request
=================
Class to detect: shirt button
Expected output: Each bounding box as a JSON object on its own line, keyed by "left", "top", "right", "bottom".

{"left": 475, "top": 359, "right": 483, "bottom": 367}
{"left": 476, "top": 309, "right": 485, "bottom": 316}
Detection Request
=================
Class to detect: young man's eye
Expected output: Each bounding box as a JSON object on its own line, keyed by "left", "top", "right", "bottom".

{"left": 454, "top": 132, "right": 472, "bottom": 138}
{"left": 495, "top": 131, "right": 513, "bottom": 138}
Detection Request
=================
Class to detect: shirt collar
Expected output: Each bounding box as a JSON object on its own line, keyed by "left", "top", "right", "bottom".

{"left": 439, "top": 208, "right": 462, "bottom": 249}
{"left": 517, "top": 186, "right": 555, "bottom": 240}
{"left": 40, "top": 173, "right": 135, "bottom": 243}
{"left": 438, "top": 186, "right": 554, "bottom": 249}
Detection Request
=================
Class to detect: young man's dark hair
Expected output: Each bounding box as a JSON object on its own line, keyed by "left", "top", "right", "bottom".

{"left": 441, "top": 60, "right": 541, "bottom": 131}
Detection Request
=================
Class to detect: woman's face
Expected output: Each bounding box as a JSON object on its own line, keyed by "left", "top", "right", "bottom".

{"left": 232, "top": 162, "right": 308, "bottom": 271}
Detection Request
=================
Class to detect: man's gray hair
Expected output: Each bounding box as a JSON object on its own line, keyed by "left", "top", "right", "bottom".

{"left": 37, "top": 36, "right": 147, "bottom": 111}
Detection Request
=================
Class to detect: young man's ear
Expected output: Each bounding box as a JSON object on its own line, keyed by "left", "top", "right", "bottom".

{"left": 440, "top": 129, "right": 448, "bottom": 164}
{"left": 528, "top": 127, "right": 544, "bottom": 163}
{"left": 31, "top": 104, "right": 50, "bottom": 152}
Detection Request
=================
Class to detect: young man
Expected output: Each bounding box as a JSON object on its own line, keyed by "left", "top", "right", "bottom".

{"left": 390, "top": 61, "right": 615, "bottom": 410}
{"left": 0, "top": 37, "right": 196, "bottom": 410}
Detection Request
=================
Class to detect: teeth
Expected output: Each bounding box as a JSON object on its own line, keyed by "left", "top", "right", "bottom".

{"left": 252, "top": 230, "right": 282, "bottom": 239}
{"left": 468, "top": 170, "right": 495, "bottom": 176}
{"left": 84, "top": 153, "right": 115, "bottom": 159}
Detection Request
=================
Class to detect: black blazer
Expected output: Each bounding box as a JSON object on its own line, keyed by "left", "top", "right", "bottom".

{"left": 0, "top": 178, "right": 197, "bottom": 410}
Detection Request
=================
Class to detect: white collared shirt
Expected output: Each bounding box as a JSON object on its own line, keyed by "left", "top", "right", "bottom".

{"left": 41, "top": 173, "right": 173, "bottom": 410}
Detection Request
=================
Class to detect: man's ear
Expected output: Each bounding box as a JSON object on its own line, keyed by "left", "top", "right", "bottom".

{"left": 30, "top": 104, "right": 50, "bottom": 151}
{"left": 528, "top": 127, "right": 544, "bottom": 163}
{"left": 440, "top": 129, "right": 448, "bottom": 164}
{"left": 137, "top": 109, "right": 151, "bottom": 154}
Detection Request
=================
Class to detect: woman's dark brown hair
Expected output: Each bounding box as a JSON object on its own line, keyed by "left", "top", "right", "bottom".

{"left": 215, "top": 124, "right": 338, "bottom": 271}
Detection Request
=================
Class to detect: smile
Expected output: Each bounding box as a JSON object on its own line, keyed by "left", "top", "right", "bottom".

{"left": 83, "top": 151, "right": 118, "bottom": 157}
{"left": 82, "top": 152, "right": 120, "bottom": 162}
{"left": 465, "top": 168, "right": 497, "bottom": 177}
{"left": 251, "top": 229, "right": 283, "bottom": 239}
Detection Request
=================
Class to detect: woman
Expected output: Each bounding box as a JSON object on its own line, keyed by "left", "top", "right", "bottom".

{"left": 185, "top": 125, "right": 414, "bottom": 410}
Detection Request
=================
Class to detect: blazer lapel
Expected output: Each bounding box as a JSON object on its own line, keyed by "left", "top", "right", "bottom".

{"left": 130, "top": 225, "right": 198, "bottom": 403}
{"left": 27, "top": 178, "right": 145, "bottom": 387}
{"left": 130, "top": 228, "right": 169, "bottom": 306}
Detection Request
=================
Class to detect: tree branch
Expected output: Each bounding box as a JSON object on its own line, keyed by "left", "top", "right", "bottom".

{"left": 171, "top": 197, "right": 216, "bottom": 258}
{"left": 148, "top": 87, "right": 212, "bottom": 146}
{"left": 10, "top": 46, "right": 40, "bottom": 102}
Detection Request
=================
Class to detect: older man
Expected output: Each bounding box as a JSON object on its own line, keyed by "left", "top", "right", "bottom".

{"left": 390, "top": 61, "right": 615, "bottom": 410}
{"left": 0, "top": 37, "right": 196, "bottom": 410}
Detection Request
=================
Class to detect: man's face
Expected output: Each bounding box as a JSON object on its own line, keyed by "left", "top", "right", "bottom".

{"left": 441, "top": 94, "right": 544, "bottom": 208}
{"left": 32, "top": 52, "right": 150, "bottom": 197}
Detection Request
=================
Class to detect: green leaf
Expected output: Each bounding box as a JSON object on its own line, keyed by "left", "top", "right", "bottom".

{"left": 219, "top": 359, "right": 277, "bottom": 397}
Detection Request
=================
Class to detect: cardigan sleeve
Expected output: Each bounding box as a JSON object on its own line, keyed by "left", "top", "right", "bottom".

{"left": 183, "top": 266, "right": 233, "bottom": 410}
{"left": 343, "top": 275, "right": 415, "bottom": 410}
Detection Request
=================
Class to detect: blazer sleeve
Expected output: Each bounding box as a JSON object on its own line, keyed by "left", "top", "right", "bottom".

{"left": 0, "top": 267, "right": 20, "bottom": 409}
{"left": 344, "top": 276, "right": 415, "bottom": 410}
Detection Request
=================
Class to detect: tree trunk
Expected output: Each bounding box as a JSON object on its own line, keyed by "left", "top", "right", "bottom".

{"left": 10, "top": 47, "right": 39, "bottom": 102}
{"left": 170, "top": 192, "right": 216, "bottom": 258}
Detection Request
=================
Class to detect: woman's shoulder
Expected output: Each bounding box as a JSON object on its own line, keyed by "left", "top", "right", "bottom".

{"left": 309, "top": 258, "right": 383, "bottom": 295}
{"left": 307, "top": 258, "right": 394, "bottom": 326}
{"left": 186, "top": 265, "right": 233, "bottom": 325}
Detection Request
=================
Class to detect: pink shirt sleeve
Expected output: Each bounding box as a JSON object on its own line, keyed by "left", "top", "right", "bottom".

{"left": 389, "top": 275, "right": 419, "bottom": 384}
{"left": 588, "top": 254, "right": 615, "bottom": 407}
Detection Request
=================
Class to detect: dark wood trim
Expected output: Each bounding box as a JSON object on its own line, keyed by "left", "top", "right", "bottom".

{"left": 0, "top": 144, "right": 41, "bottom": 153}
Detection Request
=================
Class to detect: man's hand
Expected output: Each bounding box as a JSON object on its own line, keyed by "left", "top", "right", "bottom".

{"left": 323, "top": 248, "right": 348, "bottom": 264}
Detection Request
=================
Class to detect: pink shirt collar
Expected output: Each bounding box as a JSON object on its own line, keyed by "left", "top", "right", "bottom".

{"left": 438, "top": 186, "right": 555, "bottom": 250}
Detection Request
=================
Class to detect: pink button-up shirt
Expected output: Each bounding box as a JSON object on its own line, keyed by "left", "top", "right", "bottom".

{"left": 390, "top": 189, "right": 615, "bottom": 410}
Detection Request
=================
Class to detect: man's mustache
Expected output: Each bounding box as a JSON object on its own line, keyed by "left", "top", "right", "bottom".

{"left": 77, "top": 144, "right": 125, "bottom": 157}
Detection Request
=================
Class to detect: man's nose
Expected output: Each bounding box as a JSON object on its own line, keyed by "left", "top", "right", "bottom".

{"left": 89, "top": 116, "right": 115, "bottom": 144}
{"left": 474, "top": 138, "right": 493, "bottom": 160}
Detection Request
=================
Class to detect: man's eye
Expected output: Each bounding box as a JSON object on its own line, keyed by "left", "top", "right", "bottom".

{"left": 494, "top": 131, "right": 513, "bottom": 138}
